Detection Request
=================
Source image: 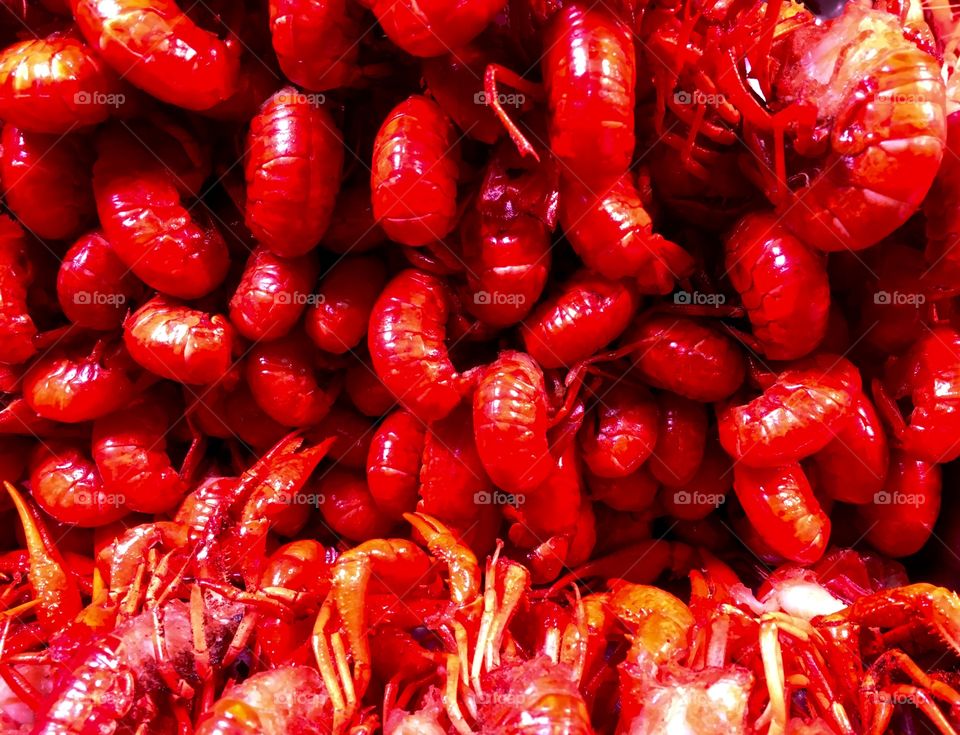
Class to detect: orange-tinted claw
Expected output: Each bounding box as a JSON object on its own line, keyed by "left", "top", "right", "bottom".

{"left": 404, "top": 512, "right": 479, "bottom": 604}
{"left": 5, "top": 482, "right": 81, "bottom": 634}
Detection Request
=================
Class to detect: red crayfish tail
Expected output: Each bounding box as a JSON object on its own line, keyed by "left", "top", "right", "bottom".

{"left": 636, "top": 235, "right": 696, "bottom": 295}
{"left": 4, "top": 482, "right": 82, "bottom": 634}
{"left": 484, "top": 64, "right": 541, "bottom": 162}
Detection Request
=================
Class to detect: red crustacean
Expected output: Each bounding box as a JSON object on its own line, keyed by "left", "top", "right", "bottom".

{"left": 659, "top": 437, "right": 731, "bottom": 521}
{"left": 69, "top": 0, "right": 241, "bottom": 110}
{"left": 718, "top": 355, "right": 862, "bottom": 467}
{"left": 306, "top": 403, "right": 372, "bottom": 470}
{"left": 0, "top": 29, "right": 126, "bottom": 133}
{"left": 578, "top": 381, "right": 659, "bottom": 479}
{"left": 246, "top": 333, "right": 340, "bottom": 427}
{"left": 733, "top": 462, "right": 830, "bottom": 564}
{"left": 810, "top": 391, "right": 889, "bottom": 505}
{"left": 724, "top": 211, "right": 831, "bottom": 360}
{"left": 28, "top": 441, "right": 128, "bottom": 527}
{"left": 321, "top": 180, "right": 387, "bottom": 254}
{"left": 647, "top": 392, "right": 708, "bottom": 488}
{"left": 245, "top": 87, "right": 344, "bottom": 257}
{"left": 0, "top": 126, "right": 95, "bottom": 241}
{"left": 2, "top": 2, "right": 960, "bottom": 733}
{"left": 22, "top": 339, "right": 139, "bottom": 423}
{"left": 924, "top": 72, "right": 960, "bottom": 287}
{"left": 306, "top": 256, "right": 387, "bottom": 354}
{"left": 473, "top": 351, "right": 554, "bottom": 493}
{"left": 57, "top": 231, "right": 143, "bottom": 331}
{"left": 541, "top": 3, "right": 635, "bottom": 180}
{"left": 196, "top": 666, "right": 334, "bottom": 735}
{"left": 874, "top": 326, "right": 960, "bottom": 464}
{"left": 505, "top": 443, "right": 591, "bottom": 582}
{"left": 366, "top": 409, "right": 425, "bottom": 522}
{"left": 227, "top": 434, "right": 335, "bottom": 556}
{"left": 345, "top": 355, "right": 396, "bottom": 416}
{"left": 0, "top": 215, "right": 37, "bottom": 365}
{"left": 254, "top": 539, "right": 336, "bottom": 665}
{"left": 92, "top": 394, "right": 193, "bottom": 514}
{"left": 623, "top": 314, "right": 746, "bottom": 402}
{"left": 189, "top": 380, "right": 287, "bottom": 450}
{"left": 319, "top": 466, "right": 395, "bottom": 542}
{"left": 358, "top": 0, "right": 504, "bottom": 57}
{"left": 34, "top": 595, "right": 250, "bottom": 734}
{"left": 418, "top": 402, "right": 493, "bottom": 526}
{"left": 587, "top": 464, "right": 659, "bottom": 513}
{"left": 124, "top": 295, "right": 235, "bottom": 385}
{"left": 859, "top": 451, "right": 941, "bottom": 558}
{"left": 560, "top": 172, "right": 693, "bottom": 293}
{"left": 269, "top": 0, "right": 362, "bottom": 91}
{"left": 461, "top": 138, "right": 557, "bottom": 328}
{"left": 229, "top": 245, "right": 319, "bottom": 342}
{"left": 735, "top": 3, "right": 947, "bottom": 252}
{"left": 93, "top": 126, "right": 229, "bottom": 299}
{"left": 520, "top": 270, "right": 637, "bottom": 369}
{"left": 368, "top": 269, "right": 465, "bottom": 422}
{"left": 371, "top": 95, "right": 460, "bottom": 247}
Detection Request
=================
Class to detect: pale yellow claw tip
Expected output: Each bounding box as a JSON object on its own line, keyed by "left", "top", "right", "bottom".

{"left": 4, "top": 481, "right": 31, "bottom": 522}
{"left": 403, "top": 511, "right": 443, "bottom": 536}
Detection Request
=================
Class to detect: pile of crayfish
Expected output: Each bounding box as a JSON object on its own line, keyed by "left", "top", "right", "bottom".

{"left": 5, "top": 0, "right": 960, "bottom": 732}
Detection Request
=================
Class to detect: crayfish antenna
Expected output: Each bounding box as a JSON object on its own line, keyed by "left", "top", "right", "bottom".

{"left": 483, "top": 64, "right": 541, "bottom": 162}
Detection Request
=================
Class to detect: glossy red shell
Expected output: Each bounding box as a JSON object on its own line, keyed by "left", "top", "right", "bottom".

{"left": 245, "top": 87, "right": 344, "bottom": 256}
{"left": 368, "top": 269, "right": 461, "bottom": 422}
{"left": 71, "top": 0, "right": 241, "bottom": 110}
{"left": 520, "top": 271, "right": 636, "bottom": 368}
{"left": 371, "top": 96, "right": 459, "bottom": 247}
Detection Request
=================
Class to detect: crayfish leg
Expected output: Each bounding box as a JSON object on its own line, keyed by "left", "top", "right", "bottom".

{"left": 483, "top": 64, "right": 541, "bottom": 161}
